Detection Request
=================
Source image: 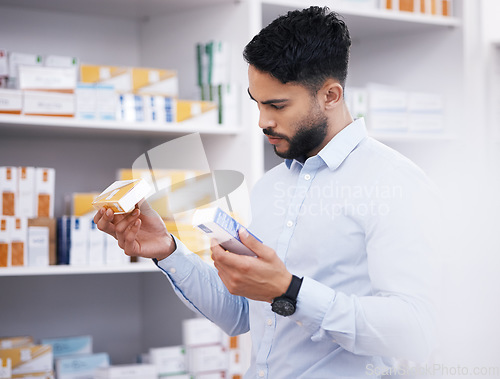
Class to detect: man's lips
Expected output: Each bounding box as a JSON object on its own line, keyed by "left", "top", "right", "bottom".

{"left": 267, "top": 136, "right": 283, "bottom": 145}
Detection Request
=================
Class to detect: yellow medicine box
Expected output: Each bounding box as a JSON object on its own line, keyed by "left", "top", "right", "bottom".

{"left": 92, "top": 179, "right": 151, "bottom": 214}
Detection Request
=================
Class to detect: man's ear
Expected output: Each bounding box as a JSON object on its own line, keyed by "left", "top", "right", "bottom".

{"left": 320, "top": 80, "right": 343, "bottom": 110}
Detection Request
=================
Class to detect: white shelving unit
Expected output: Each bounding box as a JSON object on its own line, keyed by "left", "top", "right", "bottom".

{"left": 0, "top": 0, "right": 476, "bottom": 366}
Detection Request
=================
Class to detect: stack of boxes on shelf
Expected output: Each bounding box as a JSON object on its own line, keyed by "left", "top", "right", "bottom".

{"left": 0, "top": 318, "right": 251, "bottom": 379}
{"left": 0, "top": 49, "right": 219, "bottom": 124}
{"left": 0, "top": 166, "right": 56, "bottom": 268}
{"left": 0, "top": 336, "right": 54, "bottom": 379}
{"left": 336, "top": 0, "right": 453, "bottom": 16}
{"left": 196, "top": 41, "right": 240, "bottom": 126}
{"left": 345, "top": 84, "right": 444, "bottom": 133}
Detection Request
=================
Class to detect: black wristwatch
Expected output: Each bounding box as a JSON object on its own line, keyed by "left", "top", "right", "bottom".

{"left": 271, "top": 275, "right": 303, "bottom": 316}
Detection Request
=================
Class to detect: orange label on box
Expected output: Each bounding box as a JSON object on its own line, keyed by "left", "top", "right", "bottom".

{"left": 0, "top": 243, "right": 8, "bottom": 267}
{"left": 2, "top": 192, "right": 15, "bottom": 216}
{"left": 38, "top": 194, "right": 51, "bottom": 218}
{"left": 11, "top": 242, "right": 24, "bottom": 266}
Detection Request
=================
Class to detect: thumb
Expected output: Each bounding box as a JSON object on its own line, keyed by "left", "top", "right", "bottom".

{"left": 238, "top": 228, "right": 271, "bottom": 259}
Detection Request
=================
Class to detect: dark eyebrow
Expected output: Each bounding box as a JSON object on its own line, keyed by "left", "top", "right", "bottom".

{"left": 247, "top": 88, "right": 288, "bottom": 105}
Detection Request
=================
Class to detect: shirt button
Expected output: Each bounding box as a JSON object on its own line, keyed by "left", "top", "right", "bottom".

{"left": 258, "top": 370, "right": 265, "bottom": 377}
{"left": 266, "top": 318, "right": 273, "bottom": 326}
{"left": 304, "top": 174, "right": 311, "bottom": 180}
{"left": 169, "top": 268, "right": 176, "bottom": 274}
{"left": 296, "top": 321, "right": 303, "bottom": 327}
{"left": 286, "top": 220, "right": 293, "bottom": 228}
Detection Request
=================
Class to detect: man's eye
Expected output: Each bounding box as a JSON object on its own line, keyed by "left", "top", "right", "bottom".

{"left": 271, "top": 104, "right": 285, "bottom": 110}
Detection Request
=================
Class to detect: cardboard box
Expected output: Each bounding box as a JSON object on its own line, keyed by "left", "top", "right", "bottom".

{"left": 192, "top": 207, "right": 259, "bottom": 257}
{"left": 0, "top": 167, "right": 18, "bottom": 216}
{"left": 88, "top": 219, "right": 105, "bottom": 266}
{"left": 8, "top": 52, "right": 43, "bottom": 87}
{"left": 41, "top": 336, "right": 92, "bottom": 358}
{"left": 176, "top": 100, "right": 217, "bottom": 123}
{"left": 72, "top": 192, "right": 99, "bottom": 217}
{"left": 149, "top": 345, "right": 187, "bottom": 376}
{"left": 76, "top": 84, "right": 116, "bottom": 121}
{"left": 134, "top": 67, "right": 178, "bottom": 97}
{"left": 0, "top": 336, "right": 34, "bottom": 350}
{"left": 23, "top": 91, "right": 75, "bottom": 117}
{"left": 68, "top": 216, "right": 89, "bottom": 266}
{"left": 35, "top": 168, "right": 55, "bottom": 218}
{"left": 182, "top": 318, "right": 225, "bottom": 348}
{"left": 10, "top": 217, "right": 27, "bottom": 267}
{"left": 18, "top": 66, "right": 77, "bottom": 93}
{"left": 92, "top": 179, "right": 151, "bottom": 214}
{"left": 0, "top": 49, "right": 7, "bottom": 78}
{"left": 0, "top": 218, "right": 11, "bottom": 267}
{"left": 0, "top": 357, "right": 11, "bottom": 379}
{"left": 55, "top": 353, "right": 109, "bottom": 379}
{"left": 104, "top": 233, "right": 128, "bottom": 265}
{"left": 94, "top": 364, "right": 157, "bottom": 379}
{"left": 28, "top": 218, "right": 56, "bottom": 265}
{"left": 0, "top": 89, "right": 22, "bottom": 114}
{"left": 187, "top": 345, "right": 228, "bottom": 374}
{"left": 18, "top": 167, "right": 36, "bottom": 218}
{"left": 0, "top": 345, "right": 52, "bottom": 377}
{"left": 45, "top": 55, "right": 79, "bottom": 68}
{"left": 27, "top": 226, "right": 49, "bottom": 267}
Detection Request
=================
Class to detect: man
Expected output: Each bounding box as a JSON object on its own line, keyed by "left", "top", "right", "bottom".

{"left": 95, "top": 6, "right": 437, "bottom": 378}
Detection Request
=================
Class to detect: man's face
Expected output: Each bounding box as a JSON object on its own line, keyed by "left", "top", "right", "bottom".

{"left": 248, "top": 65, "right": 329, "bottom": 160}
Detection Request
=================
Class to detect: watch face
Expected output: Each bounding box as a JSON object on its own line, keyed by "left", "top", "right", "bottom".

{"left": 271, "top": 298, "right": 296, "bottom": 316}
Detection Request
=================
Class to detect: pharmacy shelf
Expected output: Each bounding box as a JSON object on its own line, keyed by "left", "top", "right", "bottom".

{"left": 0, "top": 114, "right": 243, "bottom": 138}
{"left": 369, "top": 131, "right": 458, "bottom": 142}
{"left": 0, "top": 262, "right": 160, "bottom": 277}
{"left": 262, "top": 0, "right": 460, "bottom": 39}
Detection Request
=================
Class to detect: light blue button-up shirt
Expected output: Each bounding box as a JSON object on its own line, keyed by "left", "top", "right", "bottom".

{"left": 157, "top": 118, "right": 438, "bottom": 378}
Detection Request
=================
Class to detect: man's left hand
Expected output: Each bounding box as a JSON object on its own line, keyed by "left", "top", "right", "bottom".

{"left": 211, "top": 228, "right": 292, "bottom": 303}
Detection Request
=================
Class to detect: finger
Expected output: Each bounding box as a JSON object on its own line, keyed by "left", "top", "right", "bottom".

{"left": 114, "top": 208, "right": 141, "bottom": 235}
{"left": 123, "top": 218, "right": 141, "bottom": 256}
{"left": 96, "top": 208, "right": 116, "bottom": 237}
{"left": 238, "top": 228, "right": 270, "bottom": 259}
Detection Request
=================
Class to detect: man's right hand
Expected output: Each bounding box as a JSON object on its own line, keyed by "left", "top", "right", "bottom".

{"left": 93, "top": 200, "right": 176, "bottom": 261}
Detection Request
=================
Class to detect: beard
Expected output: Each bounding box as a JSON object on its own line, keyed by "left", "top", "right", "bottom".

{"left": 263, "top": 108, "right": 329, "bottom": 160}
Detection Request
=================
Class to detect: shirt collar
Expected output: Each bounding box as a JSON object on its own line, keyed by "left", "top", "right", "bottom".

{"left": 285, "top": 118, "right": 367, "bottom": 171}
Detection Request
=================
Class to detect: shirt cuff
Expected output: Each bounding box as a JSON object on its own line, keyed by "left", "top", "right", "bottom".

{"left": 155, "top": 235, "right": 196, "bottom": 283}
{"left": 289, "top": 276, "right": 336, "bottom": 336}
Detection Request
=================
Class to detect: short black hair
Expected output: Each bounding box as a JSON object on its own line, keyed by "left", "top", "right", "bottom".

{"left": 243, "top": 6, "right": 351, "bottom": 92}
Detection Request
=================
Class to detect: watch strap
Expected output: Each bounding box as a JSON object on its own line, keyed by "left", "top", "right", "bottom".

{"left": 284, "top": 275, "right": 303, "bottom": 302}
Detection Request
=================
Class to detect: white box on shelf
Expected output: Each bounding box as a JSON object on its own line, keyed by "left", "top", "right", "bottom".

{"left": 35, "top": 167, "right": 55, "bottom": 218}
{"left": 0, "top": 167, "right": 18, "bottom": 216}
{"left": 345, "top": 87, "right": 368, "bottom": 119}
{"left": 0, "top": 217, "right": 11, "bottom": 268}
{"left": 19, "top": 66, "right": 77, "bottom": 92}
{"left": 95, "top": 85, "right": 117, "bottom": 120}
{"left": 41, "top": 335, "right": 92, "bottom": 358}
{"left": 75, "top": 83, "right": 97, "bottom": 120}
{"left": 149, "top": 345, "right": 187, "bottom": 376}
{"left": 336, "top": 0, "right": 379, "bottom": 10}
{"left": 408, "top": 113, "right": 444, "bottom": 132}
{"left": 8, "top": 52, "right": 43, "bottom": 86}
{"left": 182, "top": 318, "right": 226, "bottom": 347}
{"left": 45, "top": 55, "right": 79, "bottom": 68}
{"left": 89, "top": 219, "right": 105, "bottom": 266}
{"left": 94, "top": 363, "right": 157, "bottom": 379}
{"left": 55, "top": 353, "right": 109, "bottom": 379}
{"left": 69, "top": 217, "right": 89, "bottom": 266}
{"left": 0, "top": 49, "right": 8, "bottom": 77}
{"left": 187, "top": 344, "right": 228, "bottom": 375}
{"left": 10, "top": 217, "right": 27, "bottom": 267}
{"left": 23, "top": 91, "right": 75, "bottom": 117}
{"left": 104, "top": 233, "right": 128, "bottom": 265}
{"left": 367, "top": 84, "right": 408, "bottom": 131}
{"left": 27, "top": 225, "right": 49, "bottom": 266}
{"left": 0, "top": 89, "right": 22, "bottom": 114}
{"left": 17, "top": 166, "right": 36, "bottom": 218}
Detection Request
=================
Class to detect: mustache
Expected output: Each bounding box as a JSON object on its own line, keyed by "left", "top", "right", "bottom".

{"left": 263, "top": 128, "right": 289, "bottom": 141}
